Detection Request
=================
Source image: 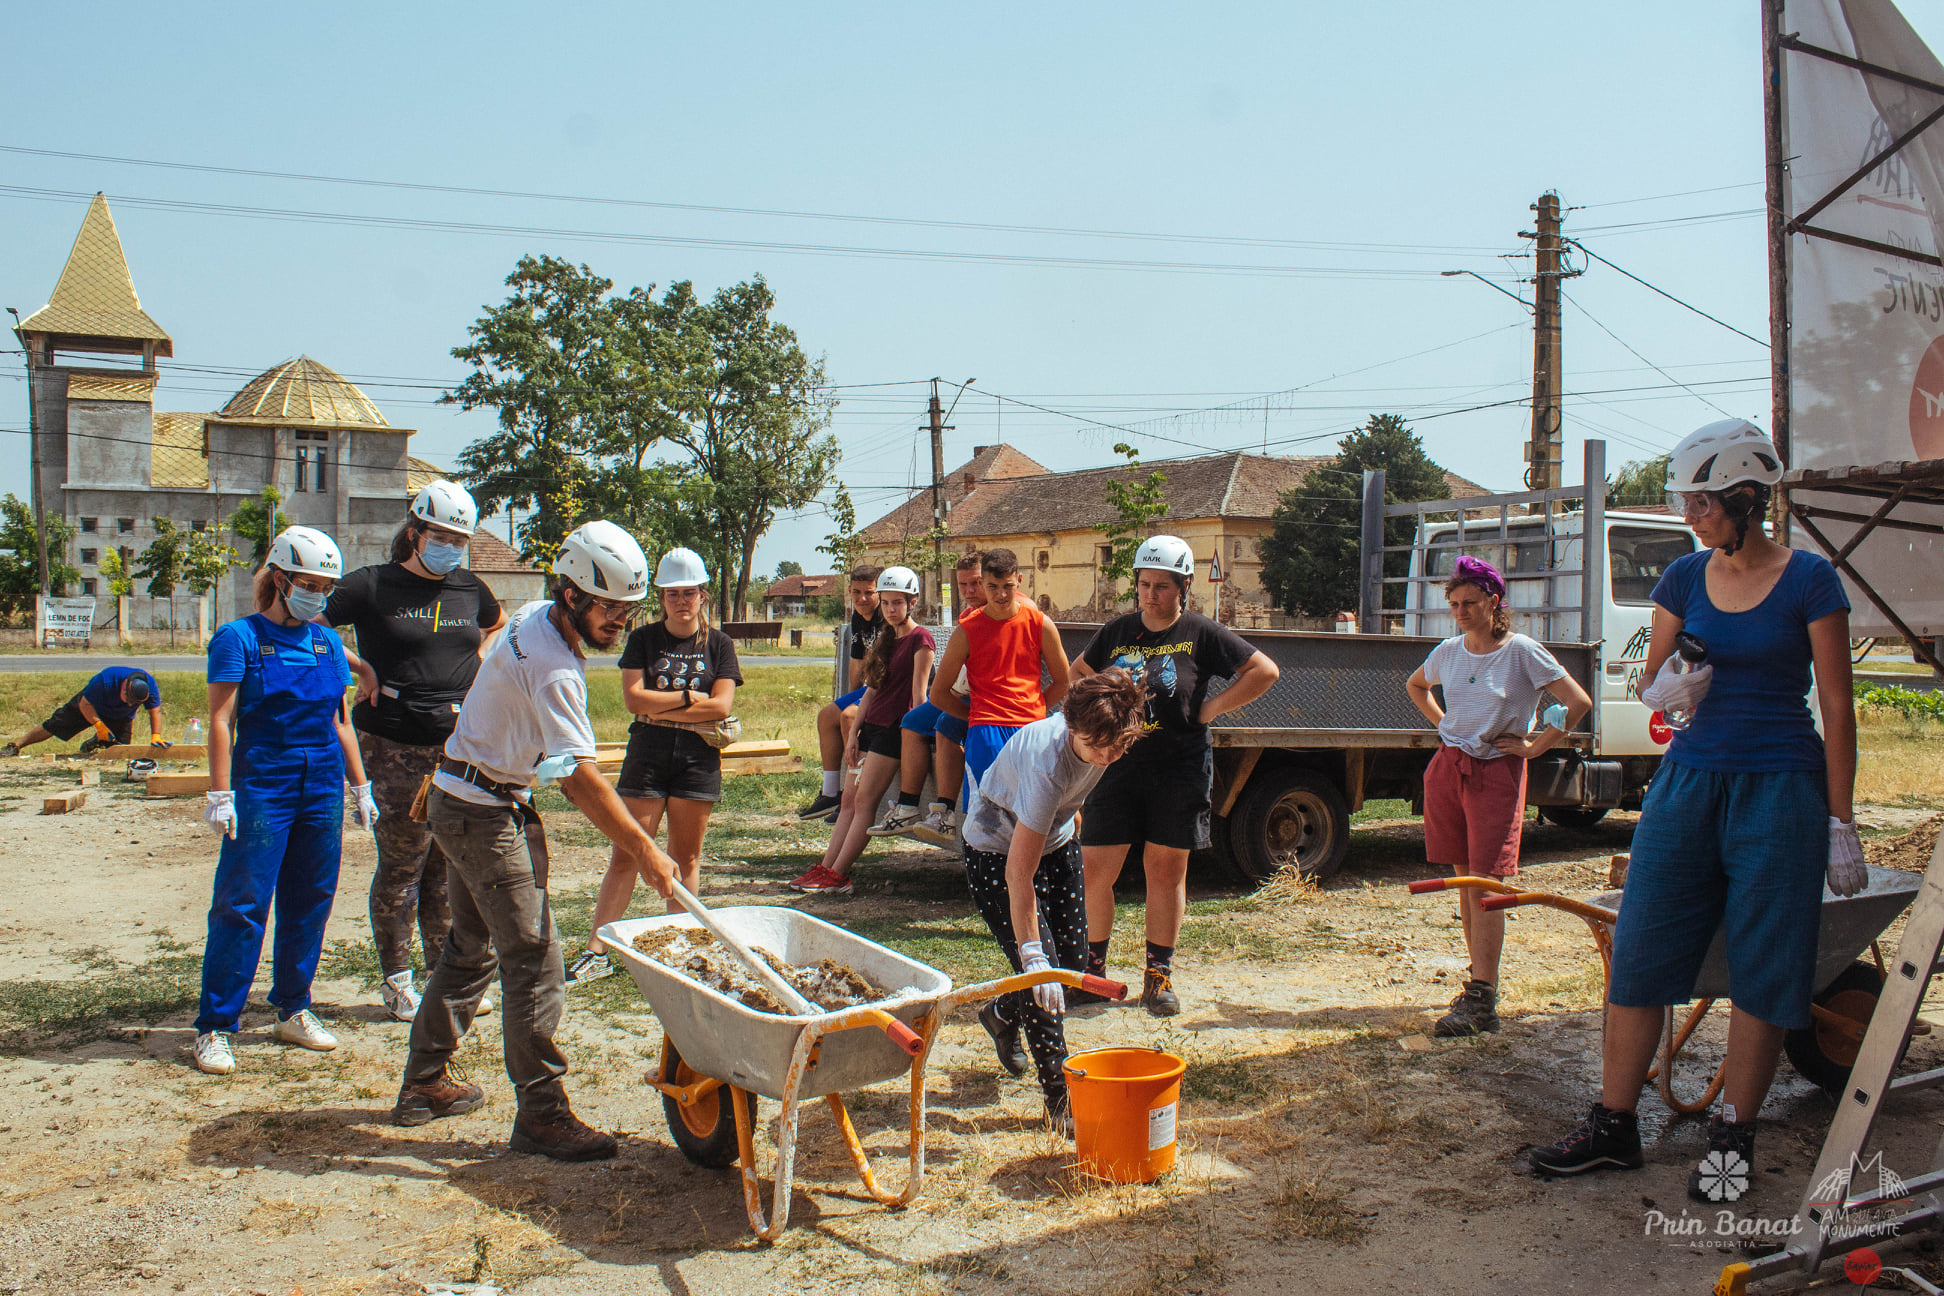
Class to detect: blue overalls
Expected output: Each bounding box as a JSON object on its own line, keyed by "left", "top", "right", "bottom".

{"left": 196, "top": 615, "right": 349, "bottom": 1033}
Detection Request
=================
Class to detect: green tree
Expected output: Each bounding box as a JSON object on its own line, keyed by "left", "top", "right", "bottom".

{"left": 183, "top": 525, "right": 239, "bottom": 640}
{"left": 775, "top": 559, "right": 803, "bottom": 578}
{"left": 97, "top": 547, "right": 134, "bottom": 598}
{"left": 228, "top": 486, "right": 288, "bottom": 567}
{"left": 0, "top": 495, "right": 79, "bottom": 620}
{"left": 581, "top": 460, "right": 715, "bottom": 572}
{"left": 136, "top": 519, "right": 189, "bottom": 644}
{"left": 1099, "top": 442, "right": 1171, "bottom": 596}
{"left": 1259, "top": 414, "right": 1451, "bottom": 618}
{"left": 1610, "top": 453, "right": 1671, "bottom": 509}
{"left": 816, "top": 483, "right": 866, "bottom": 576}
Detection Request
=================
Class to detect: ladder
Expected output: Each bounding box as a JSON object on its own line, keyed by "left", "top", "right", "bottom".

{"left": 1718, "top": 831, "right": 1944, "bottom": 1294}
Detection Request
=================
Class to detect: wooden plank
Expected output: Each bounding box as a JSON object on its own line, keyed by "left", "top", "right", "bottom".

{"left": 77, "top": 769, "right": 100, "bottom": 787}
{"left": 722, "top": 755, "right": 800, "bottom": 777}
{"left": 594, "top": 739, "right": 787, "bottom": 759}
{"left": 145, "top": 771, "right": 212, "bottom": 797}
{"left": 42, "top": 789, "right": 88, "bottom": 814}
{"left": 98, "top": 745, "right": 208, "bottom": 761}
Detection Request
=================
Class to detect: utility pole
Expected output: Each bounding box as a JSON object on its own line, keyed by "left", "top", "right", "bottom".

{"left": 1524, "top": 192, "right": 1567, "bottom": 491}
{"left": 928, "top": 379, "right": 948, "bottom": 615}
{"left": 7, "top": 308, "right": 50, "bottom": 596}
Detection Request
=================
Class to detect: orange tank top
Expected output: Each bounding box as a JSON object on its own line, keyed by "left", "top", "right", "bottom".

{"left": 961, "top": 602, "right": 1049, "bottom": 726}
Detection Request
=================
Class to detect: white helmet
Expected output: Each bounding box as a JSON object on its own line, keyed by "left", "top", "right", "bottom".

{"left": 1133, "top": 535, "right": 1195, "bottom": 578}
{"left": 876, "top": 565, "right": 921, "bottom": 596}
{"left": 266, "top": 525, "right": 342, "bottom": 578}
{"left": 1666, "top": 419, "right": 1783, "bottom": 497}
{"left": 554, "top": 521, "right": 650, "bottom": 602}
{"left": 654, "top": 547, "right": 709, "bottom": 588}
{"left": 410, "top": 480, "right": 478, "bottom": 536}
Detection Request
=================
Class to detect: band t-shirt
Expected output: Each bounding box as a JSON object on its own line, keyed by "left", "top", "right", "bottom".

{"left": 618, "top": 623, "right": 744, "bottom": 712}
{"left": 1080, "top": 611, "right": 1255, "bottom": 746}
{"left": 861, "top": 625, "right": 937, "bottom": 727}
{"left": 326, "top": 564, "right": 503, "bottom": 747}
{"left": 82, "top": 666, "right": 161, "bottom": 721}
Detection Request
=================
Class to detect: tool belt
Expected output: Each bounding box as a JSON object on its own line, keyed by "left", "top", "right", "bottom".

{"left": 427, "top": 759, "right": 552, "bottom": 891}
{"left": 640, "top": 714, "right": 742, "bottom": 749}
{"left": 437, "top": 756, "right": 530, "bottom": 798}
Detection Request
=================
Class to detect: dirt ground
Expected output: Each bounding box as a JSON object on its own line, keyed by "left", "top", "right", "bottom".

{"left": 3, "top": 758, "right": 1944, "bottom": 1296}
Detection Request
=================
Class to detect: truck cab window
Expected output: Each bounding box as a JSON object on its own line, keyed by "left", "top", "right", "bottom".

{"left": 1608, "top": 526, "right": 1695, "bottom": 605}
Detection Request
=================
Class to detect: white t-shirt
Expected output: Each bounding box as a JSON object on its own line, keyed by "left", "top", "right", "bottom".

{"left": 436, "top": 601, "right": 599, "bottom": 805}
{"left": 963, "top": 714, "right": 1104, "bottom": 854}
{"left": 1420, "top": 632, "right": 1567, "bottom": 760}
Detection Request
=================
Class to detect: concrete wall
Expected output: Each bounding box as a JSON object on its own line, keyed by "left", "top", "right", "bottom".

{"left": 31, "top": 367, "right": 68, "bottom": 520}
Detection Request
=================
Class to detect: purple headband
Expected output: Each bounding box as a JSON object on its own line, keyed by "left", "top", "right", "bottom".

{"left": 1452, "top": 555, "right": 1506, "bottom": 600}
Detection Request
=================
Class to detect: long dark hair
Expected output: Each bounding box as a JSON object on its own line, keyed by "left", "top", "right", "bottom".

{"left": 390, "top": 516, "right": 427, "bottom": 564}
{"left": 861, "top": 592, "right": 917, "bottom": 691}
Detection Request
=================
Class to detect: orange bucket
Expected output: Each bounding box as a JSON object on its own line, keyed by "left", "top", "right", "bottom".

{"left": 1063, "top": 1046, "right": 1187, "bottom": 1183}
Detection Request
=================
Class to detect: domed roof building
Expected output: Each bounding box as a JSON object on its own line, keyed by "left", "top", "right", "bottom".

{"left": 217, "top": 356, "right": 392, "bottom": 428}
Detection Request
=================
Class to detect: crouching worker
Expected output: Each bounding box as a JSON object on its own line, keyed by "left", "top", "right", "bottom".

{"left": 963, "top": 668, "right": 1146, "bottom": 1133}
{"left": 392, "top": 521, "right": 680, "bottom": 1161}
{"left": 3, "top": 665, "right": 167, "bottom": 757}
{"left": 194, "top": 527, "right": 373, "bottom": 1076}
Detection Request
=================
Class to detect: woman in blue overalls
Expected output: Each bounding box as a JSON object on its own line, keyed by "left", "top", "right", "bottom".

{"left": 193, "top": 526, "right": 375, "bottom": 1076}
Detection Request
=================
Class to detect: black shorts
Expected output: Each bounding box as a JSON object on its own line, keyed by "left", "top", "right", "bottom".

{"left": 616, "top": 724, "right": 722, "bottom": 803}
{"left": 44, "top": 694, "right": 133, "bottom": 744}
{"left": 855, "top": 720, "right": 903, "bottom": 761}
{"left": 1079, "top": 736, "right": 1213, "bottom": 852}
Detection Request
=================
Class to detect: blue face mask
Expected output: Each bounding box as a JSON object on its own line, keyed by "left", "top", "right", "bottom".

{"left": 283, "top": 582, "right": 329, "bottom": 621}
{"left": 419, "top": 539, "right": 466, "bottom": 576}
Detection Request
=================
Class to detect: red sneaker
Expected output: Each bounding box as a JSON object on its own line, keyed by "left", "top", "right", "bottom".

{"left": 792, "top": 865, "right": 853, "bottom": 895}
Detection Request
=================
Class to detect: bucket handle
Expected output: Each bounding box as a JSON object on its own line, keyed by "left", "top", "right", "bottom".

{"left": 1067, "top": 1044, "right": 1172, "bottom": 1079}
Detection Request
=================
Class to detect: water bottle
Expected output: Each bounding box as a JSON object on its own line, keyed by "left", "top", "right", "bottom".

{"left": 184, "top": 717, "right": 206, "bottom": 745}
{"left": 1662, "top": 631, "right": 1709, "bottom": 731}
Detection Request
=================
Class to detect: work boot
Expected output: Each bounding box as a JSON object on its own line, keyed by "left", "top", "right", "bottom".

{"left": 1529, "top": 1102, "right": 1643, "bottom": 1178}
{"left": 1688, "top": 1114, "right": 1758, "bottom": 1204}
{"left": 1434, "top": 979, "right": 1501, "bottom": 1037}
{"left": 509, "top": 1110, "right": 617, "bottom": 1162}
{"left": 979, "top": 1001, "right": 1029, "bottom": 1077}
{"left": 392, "top": 1072, "right": 486, "bottom": 1127}
{"left": 1140, "top": 967, "right": 1180, "bottom": 1018}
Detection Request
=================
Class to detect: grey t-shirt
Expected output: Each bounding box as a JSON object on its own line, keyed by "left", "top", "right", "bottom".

{"left": 963, "top": 714, "right": 1103, "bottom": 854}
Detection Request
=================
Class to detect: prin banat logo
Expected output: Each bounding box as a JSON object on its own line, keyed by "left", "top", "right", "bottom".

{"left": 1642, "top": 1153, "right": 1909, "bottom": 1249}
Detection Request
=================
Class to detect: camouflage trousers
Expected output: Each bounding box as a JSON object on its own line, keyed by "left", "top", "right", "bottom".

{"left": 358, "top": 730, "right": 452, "bottom": 977}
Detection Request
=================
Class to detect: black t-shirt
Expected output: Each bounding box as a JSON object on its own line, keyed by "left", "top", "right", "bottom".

{"left": 1080, "top": 610, "right": 1256, "bottom": 744}
{"left": 849, "top": 608, "right": 884, "bottom": 661}
{"left": 619, "top": 623, "right": 744, "bottom": 712}
{"left": 325, "top": 564, "right": 503, "bottom": 747}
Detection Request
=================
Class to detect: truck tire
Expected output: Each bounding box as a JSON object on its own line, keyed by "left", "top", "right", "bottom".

{"left": 1537, "top": 806, "right": 1610, "bottom": 831}
{"left": 1228, "top": 767, "right": 1351, "bottom": 883}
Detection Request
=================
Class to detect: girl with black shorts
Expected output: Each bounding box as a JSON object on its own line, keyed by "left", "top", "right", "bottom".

{"left": 568, "top": 547, "right": 741, "bottom": 985}
{"left": 789, "top": 566, "right": 933, "bottom": 895}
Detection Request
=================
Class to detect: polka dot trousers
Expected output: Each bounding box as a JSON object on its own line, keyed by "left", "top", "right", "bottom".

{"left": 963, "top": 840, "right": 1088, "bottom": 1099}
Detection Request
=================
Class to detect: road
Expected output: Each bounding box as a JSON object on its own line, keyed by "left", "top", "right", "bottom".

{"left": 0, "top": 653, "right": 824, "bottom": 674}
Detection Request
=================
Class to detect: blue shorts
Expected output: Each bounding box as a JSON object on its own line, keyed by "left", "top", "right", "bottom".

{"left": 900, "top": 700, "right": 968, "bottom": 745}
{"left": 836, "top": 686, "right": 866, "bottom": 711}
{"left": 1607, "top": 762, "right": 1828, "bottom": 1030}
{"left": 964, "top": 723, "right": 1026, "bottom": 791}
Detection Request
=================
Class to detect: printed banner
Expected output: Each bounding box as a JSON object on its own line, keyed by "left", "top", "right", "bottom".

{"left": 37, "top": 596, "right": 96, "bottom": 646}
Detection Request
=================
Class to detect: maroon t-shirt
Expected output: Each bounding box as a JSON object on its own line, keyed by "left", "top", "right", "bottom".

{"left": 862, "top": 625, "right": 936, "bottom": 727}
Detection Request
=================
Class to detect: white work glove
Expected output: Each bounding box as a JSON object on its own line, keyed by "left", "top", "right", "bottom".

{"left": 533, "top": 754, "right": 579, "bottom": 787}
{"left": 1018, "top": 940, "right": 1064, "bottom": 1017}
{"left": 1639, "top": 657, "right": 1714, "bottom": 712}
{"left": 204, "top": 789, "right": 237, "bottom": 840}
{"left": 1827, "top": 817, "right": 1867, "bottom": 898}
{"left": 348, "top": 782, "right": 380, "bottom": 829}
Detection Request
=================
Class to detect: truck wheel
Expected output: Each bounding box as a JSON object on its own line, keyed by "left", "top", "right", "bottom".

{"left": 1229, "top": 767, "right": 1350, "bottom": 883}
{"left": 1538, "top": 806, "right": 1610, "bottom": 831}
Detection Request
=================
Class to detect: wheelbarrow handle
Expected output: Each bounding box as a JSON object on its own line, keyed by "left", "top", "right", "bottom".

{"left": 1078, "top": 974, "right": 1128, "bottom": 1000}
{"left": 1407, "top": 879, "right": 1451, "bottom": 894}
{"left": 881, "top": 1018, "right": 924, "bottom": 1057}
{"left": 1478, "top": 893, "right": 1530, "bottom": 912}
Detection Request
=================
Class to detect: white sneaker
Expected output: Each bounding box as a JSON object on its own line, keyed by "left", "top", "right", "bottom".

{"left": 866, "top": 806, "right": 926, "bottom": 837}
{"left": 910, "top": 808, "right": 959, "bottom": 848}
{"left": 382, "top": 971, "right": 421, "bottom": 1023}
{"left": 270, "top": 1009, "right": 339, "bottom": 1051}
{"left": 477, "top": 992, "right": 495, "bottom": 1014}
{"left": 193, "top": 1031, "right": 235, "bottom": 1075}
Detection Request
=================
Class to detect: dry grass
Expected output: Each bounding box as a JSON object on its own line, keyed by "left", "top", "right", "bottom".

{"left": 1855, "top": 710, "right": 1944, "bottom": 806}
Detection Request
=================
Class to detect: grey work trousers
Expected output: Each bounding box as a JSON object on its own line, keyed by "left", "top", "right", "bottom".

{"left": 402, "top": 785, "right": 570, "bottom": 1119}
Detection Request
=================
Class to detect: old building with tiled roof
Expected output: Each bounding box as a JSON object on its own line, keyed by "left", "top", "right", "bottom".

{"left": 861, "top": 443, "right": 1490, "bottom": 626}
{"left": 760, "top": 572, "right": 841, "bottom": 617}
{"left": 15, "top": 194, "right": 440, "bottom": 632}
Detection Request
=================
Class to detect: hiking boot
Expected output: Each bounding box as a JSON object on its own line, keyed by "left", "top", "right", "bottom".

{"left": 866, "top": 806, "right": 926, "bottom": 837}
{"left": 392, "top": 1072, "right": 486, "bottom": 1127}
{"left": 1689, "top": 1114, "right": 1757, "bottom": 1203}
{"left": 565, "top": 952, "right": 613, "bottom": 987}
{"left": 1434, "top": 979, "right": 1501, "bottom": 1037}
{"left": 980, "top": 1001, "right": 1029, "bottom": 1077}
{"left": 270, "top": 1009, "right": 338, "bottom": 1051}
{"left": 1046, "top": 1088, "right": 1074, "bottom": 1138}
{"left": 795, "top": 793, "right": 843, "bottom": 821}
{"left": 509, "top": 1110, "right": 617, "bottom": 1162}
{"left": 1140, "top": 967, "right": 1180, "bottom": 1018}
{"left": 193, "top": 1031, "right": 235, "bottom": 1075}
{"left": 1530, "top": 1103, "right": 1644, "bottom": 1178}
{"left": 381, "top": 971, "right": 421, "bottom": 1022}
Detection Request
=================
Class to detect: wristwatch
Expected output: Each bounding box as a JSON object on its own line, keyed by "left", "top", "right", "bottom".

{"left": 683, "top": 687, "right": 694, "bottom": 708}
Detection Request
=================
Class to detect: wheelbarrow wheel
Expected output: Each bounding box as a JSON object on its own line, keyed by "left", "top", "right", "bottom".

{"left": 1783, "top": 961, "right": 1909, "bottom": 1097}
{"left": 662, "top": 1041, "right": 745, "bottom": 1168}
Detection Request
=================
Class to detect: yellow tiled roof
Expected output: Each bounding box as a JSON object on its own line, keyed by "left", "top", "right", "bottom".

{"left": 406, "top": 457, "right": 444, "bottom": 495}
{"left": 151, "top": 412, "right": 210, "bottom": 489}
{"left": 218, "top": 356, "right": 391, "bottom": 428}
{"left": 67, "top": 372, "right": 157, "bottom": 403}
{"left": 17, "top": 194, "right": 173, "bottom": 348}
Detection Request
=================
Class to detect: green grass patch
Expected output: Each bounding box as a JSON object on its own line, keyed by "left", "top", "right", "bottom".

{"left": 1351, "top": 797, "right": 1414, "bottom": 824}
{"left": 0, "top": 940, "right": 202, "bottom": 1049}
{"left": 0, "top": 671, "right": 206, "bottom": 750}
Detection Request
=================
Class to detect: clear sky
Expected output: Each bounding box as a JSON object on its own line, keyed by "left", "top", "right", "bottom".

{"left": 8, "top": 3, "right": 1943, "bottom": 578}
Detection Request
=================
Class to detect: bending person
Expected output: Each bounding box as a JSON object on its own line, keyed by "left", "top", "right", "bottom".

{"left": 1405, "top": 555, "right": 1590, "bottom": 1036}
{"left": 1531, "top": 420, "right": 1857, "bottom": 1203}
{"left": 962, "top": 669, "right": 1146, "bottom": 1133}
{"left": 569, "top": 547, "right": 742, "bottom": 986}
{"left": 4, "top": 665, "right": 166, "bottom": 757}
{"left": 1073, "top": 536, "right": 1279, "bottom": 1017}
{"left": 194, "top": 527, "right": 374, "bottom": 1076}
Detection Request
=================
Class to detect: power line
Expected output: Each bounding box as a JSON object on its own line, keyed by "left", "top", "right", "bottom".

{"left": 1562, "top": 291, "right": 1734, "bottom": 418}
{"left": 1566, "top": 238, "right": 1769, "bottom": 347}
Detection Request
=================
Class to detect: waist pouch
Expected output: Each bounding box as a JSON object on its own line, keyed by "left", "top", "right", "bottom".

{"left": 642, "top": 714, "right": 742, "bottom": 750}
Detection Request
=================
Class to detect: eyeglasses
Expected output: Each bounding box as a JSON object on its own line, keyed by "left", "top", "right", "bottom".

{"left": 585, "top": 595, "right": 635, "bottom": 618}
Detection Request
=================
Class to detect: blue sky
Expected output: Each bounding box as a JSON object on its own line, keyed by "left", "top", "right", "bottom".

{"left": 8, "top": 3, "right": 1943, "bottom": 577}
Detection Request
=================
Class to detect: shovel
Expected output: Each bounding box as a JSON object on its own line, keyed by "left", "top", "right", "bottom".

{"left": 666, "top": 878, "right": 820, "bottom": 1016}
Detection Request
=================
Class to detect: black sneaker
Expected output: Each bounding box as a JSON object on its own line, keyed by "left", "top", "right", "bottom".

{"left": 1140, "top": 967, "right": 1180, "bottom": 1018}
{"left": 980, "top": 1001, "right": 1028, "bottom": 1077}
{"left": 1530, "top": 1103, "right": 1643, "bottom": 1178}
{"left": 1434, "top": 979, "right": 1501, "bottom": 1037}
{"left": 1688, "top": 1115, "right": 1757, "bottom": 1203}
{"left": 795, "top": 793, "right": 842, "bottom": 821}
{"left": 1045, "top": 1087, "right": 1073, "bottom": 1138}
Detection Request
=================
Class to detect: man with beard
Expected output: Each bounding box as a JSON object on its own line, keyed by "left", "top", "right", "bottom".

{"left": 390, "top": 520, "right": 678, "bottom": 1161}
